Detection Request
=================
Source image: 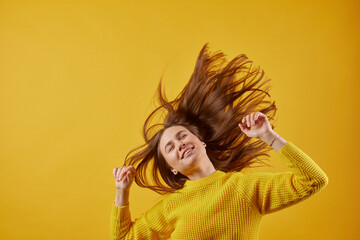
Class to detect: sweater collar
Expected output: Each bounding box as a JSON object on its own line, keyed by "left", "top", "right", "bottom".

{"left": 183, "top": 170, "right": 225, "bottom": 189}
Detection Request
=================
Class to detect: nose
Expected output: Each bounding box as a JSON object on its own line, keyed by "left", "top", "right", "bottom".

{"left": 177, "top": 141, "right": 186, "bottom": 150}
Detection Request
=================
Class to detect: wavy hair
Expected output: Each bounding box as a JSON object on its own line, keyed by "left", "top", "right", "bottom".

{"left": 123, "top": 42, "right": 277, "bottom": 195}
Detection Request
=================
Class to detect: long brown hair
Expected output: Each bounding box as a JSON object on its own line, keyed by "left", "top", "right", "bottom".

{"left": 123, "top": 42, "right": 277, "bottom": 195}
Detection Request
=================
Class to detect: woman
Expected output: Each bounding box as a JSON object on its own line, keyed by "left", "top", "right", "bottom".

{"left": 110, "top": 43, "right": 329, "bottom": 240}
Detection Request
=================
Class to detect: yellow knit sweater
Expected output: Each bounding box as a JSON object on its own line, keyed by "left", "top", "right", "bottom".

{"left": 110, "top": 141, "right": 329, "bottom": 240}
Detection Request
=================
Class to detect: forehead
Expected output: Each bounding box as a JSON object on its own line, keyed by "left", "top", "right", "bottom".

{"left": 160, "top": 125, "right": 188, "bottom": 147}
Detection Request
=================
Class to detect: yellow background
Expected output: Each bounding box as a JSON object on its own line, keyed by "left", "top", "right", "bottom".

{"left": 0, "top": 0, "right": 359, "bottom": 239}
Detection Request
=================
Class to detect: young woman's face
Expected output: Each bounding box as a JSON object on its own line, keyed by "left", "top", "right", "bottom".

{"left": 159, "top": 125, "right": 206, "bottom": 176}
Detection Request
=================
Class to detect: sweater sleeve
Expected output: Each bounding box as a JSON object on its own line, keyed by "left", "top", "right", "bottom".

{"left": 241, "top": 141, "right": 329, "bottom": 215}
{"left": 110, "top": 197, "right": 173, "bottom": 240}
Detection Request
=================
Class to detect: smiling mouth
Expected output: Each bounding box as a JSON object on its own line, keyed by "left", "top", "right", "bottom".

{"left": 182, "top": 146, "right": 194, "bottom": 159}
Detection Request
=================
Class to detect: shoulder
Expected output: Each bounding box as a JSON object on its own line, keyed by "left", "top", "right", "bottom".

{"left": 218, "top": 170, "right": 246, "bottom": 186}
{"left": 225, "top": 170, "right": 277, "bottom": 189}
{"left": 224, "top": 170, "right": 245, "bottom": 180}
{"left": 161, "top": 189, "right": 185, "bottom": 203}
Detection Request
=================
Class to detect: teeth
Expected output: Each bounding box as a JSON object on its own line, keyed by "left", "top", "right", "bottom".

{"left": 184, "top": 149, "right": 191, "bottom": 158}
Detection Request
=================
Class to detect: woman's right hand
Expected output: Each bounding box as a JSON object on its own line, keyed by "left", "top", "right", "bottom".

{"left": 113, "top": 165, "right": 136, "bottom": 191}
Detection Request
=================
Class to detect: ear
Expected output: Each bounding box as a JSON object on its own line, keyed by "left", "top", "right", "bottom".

{"left": 171, "top": 168, "right": 178, "bottom": 175}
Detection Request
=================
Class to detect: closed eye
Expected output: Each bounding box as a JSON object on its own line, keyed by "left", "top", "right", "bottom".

{"left": 168, "top": 135, "right": 186, "bottom": 152}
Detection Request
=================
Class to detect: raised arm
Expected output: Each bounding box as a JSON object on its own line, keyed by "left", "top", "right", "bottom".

{"left": 240, "top": 138, "right": 328, "bottom": 215}
{"left": 111, "top": 166, "right": 173, "bottom": 240}
{"left": 110, "top": 197, "right": 173, "bottom": 240}
{"left": 238, "top": 112, "right": 329, "bottom": 215}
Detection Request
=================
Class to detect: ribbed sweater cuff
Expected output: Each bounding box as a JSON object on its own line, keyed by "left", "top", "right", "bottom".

{"left": 111, "top": 202, "right": 132, "bottom": 239}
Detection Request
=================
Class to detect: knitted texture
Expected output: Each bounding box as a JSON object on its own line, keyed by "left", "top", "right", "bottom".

{"left": 110, "top": 141, "right": 328, "bottom": 240}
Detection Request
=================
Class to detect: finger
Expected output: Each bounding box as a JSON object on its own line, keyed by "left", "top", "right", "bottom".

{"left": 115, "top": 168, "right": 119, "bottom": 179}
{"left": 114, "top": 168, "right": 120, "bottom": 181}
{"left": 242, "top": 117, "right": 245, "bottom": 124}
{"left": 124, "top": 166, "right": 133, "bottom": 177}
{"left": 116, "top": 168, "right": 122, "bottom": 181}
{"left": 113, "top": 168, "right": 117, "bottom": 178}
{"left": 255, "top": 112, "right": 260, "bottom": 121}
{"left": 117, "top": 167, "right": 124, "bottom": 180}
{"left": 126, "top": 171, "right": 131, "bottom": 180}
{"left": 123, "top": 171, "right": 132, "bottom": 182}
{"left": 246, "top": 115, "right": 250, "bottom": 127}
{"left": 250, "top": 113, "right": 255, "bottom": 125}
{"left": 120, "top": 168, "right": 127, "bottom": 181}
{"left": 120, "top": 167, "right": 131, "bottom": 181}
{"left": 126, "top": 171, "right": 133, "bottom": 183}
{"left": 238, "top": 123, "right": 247, "bottom": 132}
{"left": 120, "top": 172, "right": 125, "bottom": 181}
{"left": 129, "top": 166, "right": 136, "bottom": 175}
{"left": 259, "top": 112, "right": 266, "bottom": 119}
{"left": 124, "top": 172, "right": 129, "bottom": 183}
{"left": 260, "top": 112, "right": 268, "bottom": 122}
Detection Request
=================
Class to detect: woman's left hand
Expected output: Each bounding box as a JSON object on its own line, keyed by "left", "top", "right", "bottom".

{"left": 238, "top": 112, "right": 273, "bottom": 139}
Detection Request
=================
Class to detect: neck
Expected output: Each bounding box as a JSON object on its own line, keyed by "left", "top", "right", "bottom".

{"left": 185, "top": 159, "right": 216, "bottom": 181}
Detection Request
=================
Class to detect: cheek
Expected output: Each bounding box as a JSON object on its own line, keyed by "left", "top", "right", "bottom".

{"left": 169, "top": 152, "right": 178, "bottom": 161}
{"left": 192, "top": 138, "right": 202, "bottom": 147}
{"left": 163, "top": 152, "right": 174, "bottom": 164}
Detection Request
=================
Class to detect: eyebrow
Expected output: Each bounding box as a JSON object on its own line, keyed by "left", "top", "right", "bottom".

{"left": 164, "top": 130, "right": 186, "bottom": 152}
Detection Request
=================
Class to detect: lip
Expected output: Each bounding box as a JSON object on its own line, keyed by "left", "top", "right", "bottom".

{"left": 181, "top": 146, "right": 194, "bottom": 159}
